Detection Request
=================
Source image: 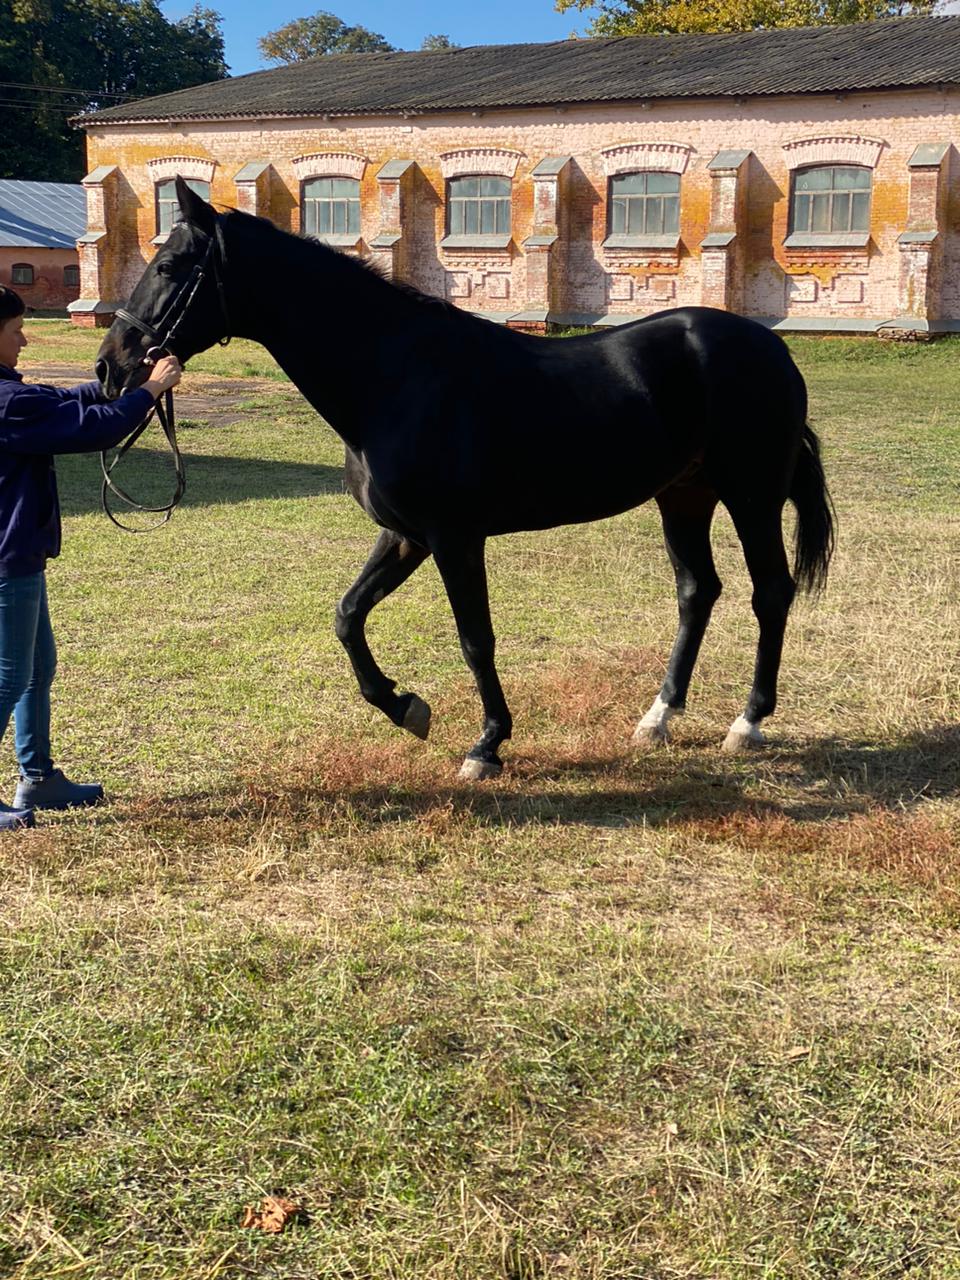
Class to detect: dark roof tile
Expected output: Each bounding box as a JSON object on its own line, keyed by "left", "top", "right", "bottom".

{"left": 79, "top": 16, "right": 960, "bottom": 126}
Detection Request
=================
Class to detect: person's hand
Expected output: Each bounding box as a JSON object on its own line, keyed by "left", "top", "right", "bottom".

{"left": 143, "top": 354, "right": 182, "bottom": 398}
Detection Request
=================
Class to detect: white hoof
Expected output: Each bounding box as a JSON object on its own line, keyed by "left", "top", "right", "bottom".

{"left": 400, "top": 694, "right": 431, "bottom": 741}
{"left": 459, "top": 757, "right": 502, "bottom": 782}
{"left": 632, "top": 695, "right": 679, "bottom": 748}
{"left": 721, "top": 716, "right": 766, "bottom": 754}
{"left": 632, "top": 720, "right": 670, "bottom": 747}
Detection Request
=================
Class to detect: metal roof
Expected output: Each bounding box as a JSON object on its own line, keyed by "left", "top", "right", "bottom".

{"left": 0, "top": 180, "right": 86, "bottom": 249}
{"left": 77, "top": 16, "right": 960, "bottom": 127}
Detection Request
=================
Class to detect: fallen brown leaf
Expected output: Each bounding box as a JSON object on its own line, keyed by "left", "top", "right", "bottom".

{"left": 241, "top": 1195, "right": 301, "bottom": 1233}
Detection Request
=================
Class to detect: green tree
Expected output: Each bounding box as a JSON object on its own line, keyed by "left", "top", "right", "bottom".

{"left": 258, "top": 10, "right": 394, "bottom": 63}
{"left": 0, "top": 0, "right": 228, "bottom": 181}
{"left": 554, "top": 0, "right": 936, "bottom": 35}
{"left": 420, "top": 33, "right": 459, "bottom": 49}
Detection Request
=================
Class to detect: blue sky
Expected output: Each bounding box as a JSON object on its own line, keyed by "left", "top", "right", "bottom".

{"left": 160, "top": 2, "right": 603, "bottom": 77}
{"left": 159, "top": 0, "right": 960, "bottom": 78}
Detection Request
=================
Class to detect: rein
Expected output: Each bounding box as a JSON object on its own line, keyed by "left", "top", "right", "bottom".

{"left": 101, "top": 218, "right": 230, "bottom": 532}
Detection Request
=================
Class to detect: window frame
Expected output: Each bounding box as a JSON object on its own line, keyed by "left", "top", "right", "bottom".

{"left": 63, "top": 263, "right": 80, "bottom": 287}
{"left": 442, "top": 174, "right": 513, "bottom": 247}
{"left": 300, "top": 175, "right": 362, "bottom": 244}
{"left": 11, "top": 263, "right": 34, "bottom": 286}
{"left": 607, "top": 170, "right": 681, "bottom": 242}
{"left": 155, "top": 178, "right": 210, "bottom": 237}
{"left": 786, "top": 164, "right": 872, "bottom": 246}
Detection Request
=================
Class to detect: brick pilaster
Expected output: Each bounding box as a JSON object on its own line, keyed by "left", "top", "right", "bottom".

{"left": 520, "top": 155, "right": 571, "bottom": 322}
{"left": 369, "top": 159, "right": 415, "bottom": 280}
{"left": 894, "top": 143, "right": 952, "bottom": 329}
{"left": 69, "top": 165, "right": 121, "bottom": 327}
{"left": 700, "top": 150, "right": 751, "bottom": 312}
{"left": 233, "top": 161, "right": 273, "bottom": 217}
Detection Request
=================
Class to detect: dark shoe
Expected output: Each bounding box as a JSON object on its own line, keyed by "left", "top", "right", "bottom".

{"left": 0, "top": 801, "right": 36, "bottom": 830}
{"left": 14, "top": 769, "right": 104, "bottom": 811}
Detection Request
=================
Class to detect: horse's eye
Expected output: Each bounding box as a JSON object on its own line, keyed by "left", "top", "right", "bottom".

{"left": 156, "top": 261, "right": 174, "bottom": 278}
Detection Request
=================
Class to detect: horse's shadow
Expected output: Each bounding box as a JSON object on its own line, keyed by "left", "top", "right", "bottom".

{"left": 56, "top": 448, "right": 344, "bottom": 515}
{"left": 129, "top": 723, "right": 960, "bottom": 833}
{"left": 767, "top": 723, "right": 960, "bottom": 814}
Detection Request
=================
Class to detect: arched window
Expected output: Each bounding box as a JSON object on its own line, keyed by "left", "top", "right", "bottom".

{"left": 156, "top": 178, "right": 210, "bottom": 235}
{"left": 609, "top": 171, "right": 680, "bottom": 237}
{"left": 447, "top": 176, "right": 511, "bottom": 236}
{"left": 302, "top": 177, "right": 361, "bottom": 237}
{"left": 11, "top": 263, "right": 34, "bottom": 286}
{"left": 791, "top": 165, "right": 871, "bottom": 235}
{"left": 63, "top": 264, "right": 80, "bottom": 287}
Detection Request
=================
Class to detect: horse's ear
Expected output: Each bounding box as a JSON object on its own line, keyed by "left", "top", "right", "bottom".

{"left": 175, "top": 175, "right": 217, "bottom": 233}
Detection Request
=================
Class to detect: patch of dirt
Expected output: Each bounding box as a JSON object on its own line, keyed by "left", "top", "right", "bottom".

{"left": 19, "top": 362, "right": 283, "bottom": 429}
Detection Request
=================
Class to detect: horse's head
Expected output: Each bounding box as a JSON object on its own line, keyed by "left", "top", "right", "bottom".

{"left": 96, "top": 177, "right": 228, "bottom": 398}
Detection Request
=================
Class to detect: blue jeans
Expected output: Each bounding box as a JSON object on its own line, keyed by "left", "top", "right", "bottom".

{"left": 0, "top": 572, "right": 57, "bottom": 781}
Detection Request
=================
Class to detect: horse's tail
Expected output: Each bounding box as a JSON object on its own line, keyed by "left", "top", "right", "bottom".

{"left": 789, "top": 423, "right": 835, "bottom": 595}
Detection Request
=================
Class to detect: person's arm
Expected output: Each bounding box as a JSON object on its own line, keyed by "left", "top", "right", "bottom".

{"left": 0, "top": 384, "right": 155, "bottom": 454}
{"left": 19, "top": 380, "right": 107, "bottom": 406}
{"left": 0, "top": 357, "right": 182, "bottom": 455}
{"left": 64, "top": 380, "right": 111, "bottom": 407}
{"left": 59, "top": 358, "right": 180, "bottom": 408}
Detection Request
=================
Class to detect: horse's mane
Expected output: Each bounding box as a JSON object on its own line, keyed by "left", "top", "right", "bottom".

{"left": 343, "top": 247, "right": 461, "bottom": 316}
{"left": 222, "top": 207, "right": 470, "bottom": 322}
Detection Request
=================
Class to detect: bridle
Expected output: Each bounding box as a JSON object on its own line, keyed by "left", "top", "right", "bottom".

{"left": 101, "top": 217, "right": 230, "bottom": 532}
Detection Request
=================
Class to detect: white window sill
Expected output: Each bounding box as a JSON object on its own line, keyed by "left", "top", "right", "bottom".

{"left": 602, "top": 234, "right": 680, "bottom": 251}
{"left": 440, "top": 234, "right": 512, "bottom": 251}
{"left": 309, "top": 233, "right": 363, "bottom": 249}
{"left": 783, "top": 232, "right": 870, "bottom": 250}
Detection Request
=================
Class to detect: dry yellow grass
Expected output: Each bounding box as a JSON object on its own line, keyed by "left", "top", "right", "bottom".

{"left": 1, "top": 327, "right": 959, "bottom": 1279}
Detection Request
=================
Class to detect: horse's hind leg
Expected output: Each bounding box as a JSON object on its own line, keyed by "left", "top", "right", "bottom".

{"left": 335, "top": 529, "right": 431, "bottom": 738}
{"left": 634, "top": 481, "right": 722, "bottom": 746}
{"left": 720, "top": 500, "right": 796, "bottom": 753}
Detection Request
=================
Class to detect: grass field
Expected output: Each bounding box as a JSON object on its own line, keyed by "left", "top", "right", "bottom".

{"left": 1, "top": 321, "right": 959, "bottom": 1279}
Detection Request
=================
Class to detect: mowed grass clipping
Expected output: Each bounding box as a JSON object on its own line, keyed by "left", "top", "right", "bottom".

{"left": 1, "top": 322, "right": 959, "bottom": 1279}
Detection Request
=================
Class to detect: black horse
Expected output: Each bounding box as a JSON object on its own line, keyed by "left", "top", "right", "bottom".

{"left": 96, "top": 177, "right": 834, "bottom": 780}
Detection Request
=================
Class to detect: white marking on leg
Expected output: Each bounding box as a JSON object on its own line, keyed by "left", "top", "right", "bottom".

{"left": 459, "top": 757, "right": 502, "bottom": 782}
{"left": 721, "top": 714, "right": 766, "bottom": 754}
{"left": 632, "top": 694, "right": 680, "bottom": 746}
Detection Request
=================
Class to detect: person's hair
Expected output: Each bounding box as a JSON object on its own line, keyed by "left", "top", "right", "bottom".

{"left": 0, "top": 286, "right": 26, "bottom": 326}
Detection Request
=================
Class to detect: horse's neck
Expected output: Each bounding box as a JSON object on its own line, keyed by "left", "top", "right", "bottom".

{"left": 231, "top": 228, "right": 410, "bottom": 448}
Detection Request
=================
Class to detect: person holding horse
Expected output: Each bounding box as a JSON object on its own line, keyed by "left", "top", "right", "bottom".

{"left": 0, "top": 285, "right": 182, "bottom": 830}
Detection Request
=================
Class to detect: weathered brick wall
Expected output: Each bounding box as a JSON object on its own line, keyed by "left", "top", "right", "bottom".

{"left": 81, "top": 84, "right": 960, "bottom": 328}
{"left": 0, "top": 247, "right": 80, "bottom": 312}
{"left": 943, "top": 148, "right": 960, "bottom": 320}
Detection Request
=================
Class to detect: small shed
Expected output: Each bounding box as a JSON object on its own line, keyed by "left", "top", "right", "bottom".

{"left": 0, "top": 180, "right": 86, "bottom": 314}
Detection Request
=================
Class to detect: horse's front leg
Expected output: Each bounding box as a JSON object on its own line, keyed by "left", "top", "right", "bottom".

{"left": 431, "top": 534, "right": 511, "bottom": 781}
{"left": 335, "top": 529, "right": 431, "bottom": 738}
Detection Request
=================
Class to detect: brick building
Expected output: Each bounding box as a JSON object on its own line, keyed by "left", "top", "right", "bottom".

{"left": 0, "top": 180, "right": 85, "bottom": 314}
{"left": 73, "top": 15, "right": 960, "bottom": 333}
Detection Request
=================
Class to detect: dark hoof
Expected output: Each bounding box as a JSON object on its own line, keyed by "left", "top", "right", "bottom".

{"left": 399, "top": 693, "right": 431, "bottom": 740}
{"left": 459, "top": 756, "right": 502, "bottom": 782}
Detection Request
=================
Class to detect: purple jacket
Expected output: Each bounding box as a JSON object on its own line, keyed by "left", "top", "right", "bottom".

{"left": 0, "top": 366, "right": 155, "bottom": 577}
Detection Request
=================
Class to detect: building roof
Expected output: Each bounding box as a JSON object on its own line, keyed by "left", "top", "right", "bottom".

{"left": 78, "top": 15, "right": 960, "bottom": 127}
{"left": 0, "top": 180, "right": 86, "bottom": 249}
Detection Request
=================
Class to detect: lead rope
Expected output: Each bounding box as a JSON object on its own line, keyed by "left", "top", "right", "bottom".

{"left": 100, "top": 217, "right": 230, "bottom": 532}
{"left": 99, "top": 376, "right": 185, "bottom": 533}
